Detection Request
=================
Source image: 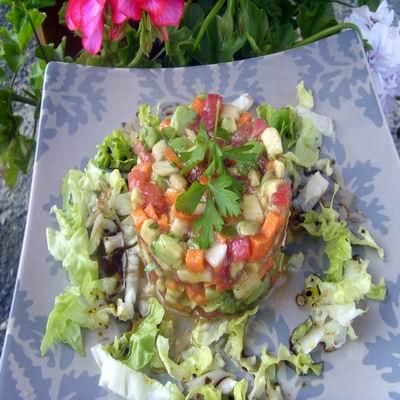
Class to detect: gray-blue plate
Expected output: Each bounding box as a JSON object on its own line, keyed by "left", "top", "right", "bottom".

{"left": 1, "top": 30, "right": 399, "bottom": 399}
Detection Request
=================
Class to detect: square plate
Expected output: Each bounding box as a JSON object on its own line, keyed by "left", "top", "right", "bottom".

{"left": 1, "top": 30, "right": 400, "bottom": 400}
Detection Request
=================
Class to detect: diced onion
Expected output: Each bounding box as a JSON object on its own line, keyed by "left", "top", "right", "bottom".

{"left": 205, "top": 242, "right": 227, "bottom": 268}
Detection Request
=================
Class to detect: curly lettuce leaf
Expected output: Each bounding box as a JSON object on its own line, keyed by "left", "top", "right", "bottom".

{"left": 94, "top": 129, "right": 137, "bottom": 172}
{"left": 108, "top": 298, "right": 165, "bottom": 370}
{"left": 296, "top": 81, "right": 314, "bottom": 109}
{"left": 224, "top": 306, "right": 258, "bottom": 362}
{"left": 92, "top": 344, "right": 174, "bottom": 400}
{"left": 41, "top": 285, "right": 115, "bottom": 356}
{"left": 156, "top": 335, "right": 224, "bottom": 382}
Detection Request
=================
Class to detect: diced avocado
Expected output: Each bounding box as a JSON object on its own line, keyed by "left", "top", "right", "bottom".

{"left": 152, "top": 234, "right": 184, "bottom": 268}
{"left": 171, "top": 105, "right": 196, "bottom": 133}
{"left": 140, "top": 219, "right": 161, "bottom": 245}
{"left": 233, "top": 266, "right": 261, "bottom": 300}
{"left": 243, "top": 276, "right": 270, "bottom": 305}
{"left": 221, "top": 116, "right": 237, "bottom": 133}
{"left": 237, "top": 220, "right": 260, "bottom": 236}
{"left": 210, "top": 290, "right": 247, "bottom": 314}
{"left": 153, "top": 174, "right": 169, "bottom": 190}
{"left": 242, "top": 194, "right": 264, "bottom": 224}
{"left": 140, "top": 127, "right": 161, "bottom": 150}
{"left": 161, "top": 126, "right": 179, "bottom": 139}
{"left": 230, "top": 261, "right": 245, "bottom": 278}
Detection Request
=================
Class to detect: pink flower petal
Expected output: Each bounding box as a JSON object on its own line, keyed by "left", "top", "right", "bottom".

{"left": 82, "top": 19, "right": 104, "bottom": 54}
{"left": 149, "top": 0, "right": 184, "bottom": 26}
{"left": 109, "top": 0, "right": 128, "bottom": 24}
{"left": 139, "top": 0, "right": 166, "bottom": 15}
{"left": 80, "top": 0, "right": 106, "bottom": 38}
{"left": 118, "top": 0, "right": 142, "bottom": 21}
{"left": 66, "top": 0, "right": 82, "bottom": 30}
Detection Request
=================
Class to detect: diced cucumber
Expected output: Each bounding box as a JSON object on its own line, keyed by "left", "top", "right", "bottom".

{"left": 177, "top": 269, "right": 212, "bottom": 283}
{"left": 152, "top": 139, "right": 168, "bottom": 161}
{"left": 248, "top": 169, "right": 261, "bottom": 187}
{"left": 130, "top": 188, "right": 144, "bottom": 206}
{"left": 230, "top": 261, "right": 244, "bottom": 278}
{"left": 237, "top": 220, "right": 260, "bottom": 236}
{"left": 169, "top": 173, "right": 187, "bottom": 191}
{"left": 232, "top": 266, "right": 260, "bottom": 300}
{"left": 140, "top": 219, "right": 161, "bottom": 245}
{"left": 220, "top": 104, "right": 240, "bottom": 121}
{"left": 243, "top": 276, "right": 270, "bottom": 305}
{"left": 152, "top": 161, "right": 179, "bottom": 176}
{"left": 221, "top": 116, "right": 237, "bottom": 132}
{"left": 242, "top": 193, "right": 264, "bottom": 223}
{"left": 273, "top": 160, "right": 285, "bottom": 179}
{"left": 261, "top": 127, "right": 283, "bottom": 158}
{"left": 153, "top": 174, "right": 169, "bottom": 190}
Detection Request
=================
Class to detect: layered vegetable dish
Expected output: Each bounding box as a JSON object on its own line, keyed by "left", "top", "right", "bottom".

{"left": 128, "top": 93, "right": 291, "bottom": 315}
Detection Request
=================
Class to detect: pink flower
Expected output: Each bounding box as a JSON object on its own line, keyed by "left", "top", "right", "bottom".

{"left": 66, "top": 0, "right": 184, "bottom": 54}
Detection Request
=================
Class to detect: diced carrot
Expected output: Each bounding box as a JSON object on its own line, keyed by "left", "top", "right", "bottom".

{"left": 131, "top": 208, "right": 148, "bottom": 230}
{"left": 158, "top": 214, "right": 169, "bottom": 231}
{"left": 159, "top": 118, "right": 171, "bottom": 130}
{"left": 261, "top": 211, "right": 285, "bottom": 242}
{"left": 172, "top": 205, "right": 194, "bottom": 221}
{"left": 185, "top": 284, "right": 206, "bottom": 304}
{"left": 237, "top": 112, "right": 253, "bottom": 128}
{"left": 199, "top": 175, "right": 208, "bottom": 185}
{"left": 166, "top": 279, "right": 179, "bottom": 291}
{"left": 164, "top": 147, "right": 182, "bottom": 168}
{"left": 144, "top": 204, "right": 159, "bottom": 221}
{"left": 185, "top": 249, "right": 205, "bottom": 272}
{"left": 249, "top": 234, "right": 270, "bottom": 261}
{"left": 165, "top": 188, "right": 179, "bottom": 206}
{"left": 191, "top": 97, "right": 205, "bottom": 115}
{"left": 259, "top": 257, "right": 275, "bottom": 279}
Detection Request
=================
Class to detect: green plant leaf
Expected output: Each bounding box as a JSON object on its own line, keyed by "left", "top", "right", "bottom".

{"left": 0, "top": 28, "right": 23, "bottom": 72}
{"left": 35, "top": 36, "right": 71, "bottom": 62}
{"left": 297, "top": 2, "right": 337, "bottom": 40}
{"left": 24, "top": 0, "right": 56, "bottom": 9}
{"left": 0, "top": 67, "right": 6, "bottom": 84}
{"left": 29, "top": 59, "right": 46, "bottom": 96}
{"left": 357, "top": 0, "right": 380, "bottom": 11}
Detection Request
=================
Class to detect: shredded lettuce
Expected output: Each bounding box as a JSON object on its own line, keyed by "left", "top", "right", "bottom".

{"left": 94, "top": 129, "right": 137, "bottom": 171}
{"left": 92, "top": 344, "right": 174, "bottom": 400}
{"left": 41, "top": 285, "right": 115, "bottom": 356}
{"left": 156, "top": 335, "right": 224, "bottom": 382}
{"left": 296, "top": 81, "right": 314, "bottom": 109}
{"left": 192, "top": 320, "right": 228, "bottom": 347}
{"left": 186, "top": 385, "right": 222, "bottom": 400}
{"left": 138, "top": 104, "right": 159, "bottom": 128}
{"left": 224, "top": 307, "right": 258, "bottom": 362}
{"left": 108, "top": 298, "right": 165, "bottom": 370}
{"left": 233, "top": 379, "right": 248, "bottom": 400}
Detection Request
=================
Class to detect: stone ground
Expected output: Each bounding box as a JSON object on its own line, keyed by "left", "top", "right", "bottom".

{"left": 0, "top": 2, "right": 400, "bottom": 353}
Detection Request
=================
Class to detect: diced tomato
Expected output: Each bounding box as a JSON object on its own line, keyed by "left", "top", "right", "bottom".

{"left": 227, "top": 237, "right": 251, "bottom": 262}
{"left": 200, "top": 94, "right": 223, "bottom": 133}
{"left": 213, "top": 258, "right": 234, "bottom": 291}
{"left": 231, "top": 122, "right": 253, "bottom": 146}
{"left": 141, "top": 182, "right": 167, "bottom": 216}
{"left": 128, "top": 162, "right": 152, "bottom": 190}
{"left": 252, "top": 118, "right": 268, "bottom": 137}
{"left": 270, "top": 182, "right": 292, "bottom": 208}
{"left": 134, "top": 142, "right": 154, "bottom": 163}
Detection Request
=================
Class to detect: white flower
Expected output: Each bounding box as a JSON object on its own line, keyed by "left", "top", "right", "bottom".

{"left": 346, "top": 1, "right": 400, "bottom": 114}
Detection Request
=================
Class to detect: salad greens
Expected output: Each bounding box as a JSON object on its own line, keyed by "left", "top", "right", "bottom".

{"left": 42, "top": 83, "right": 387, "bottom": 399}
